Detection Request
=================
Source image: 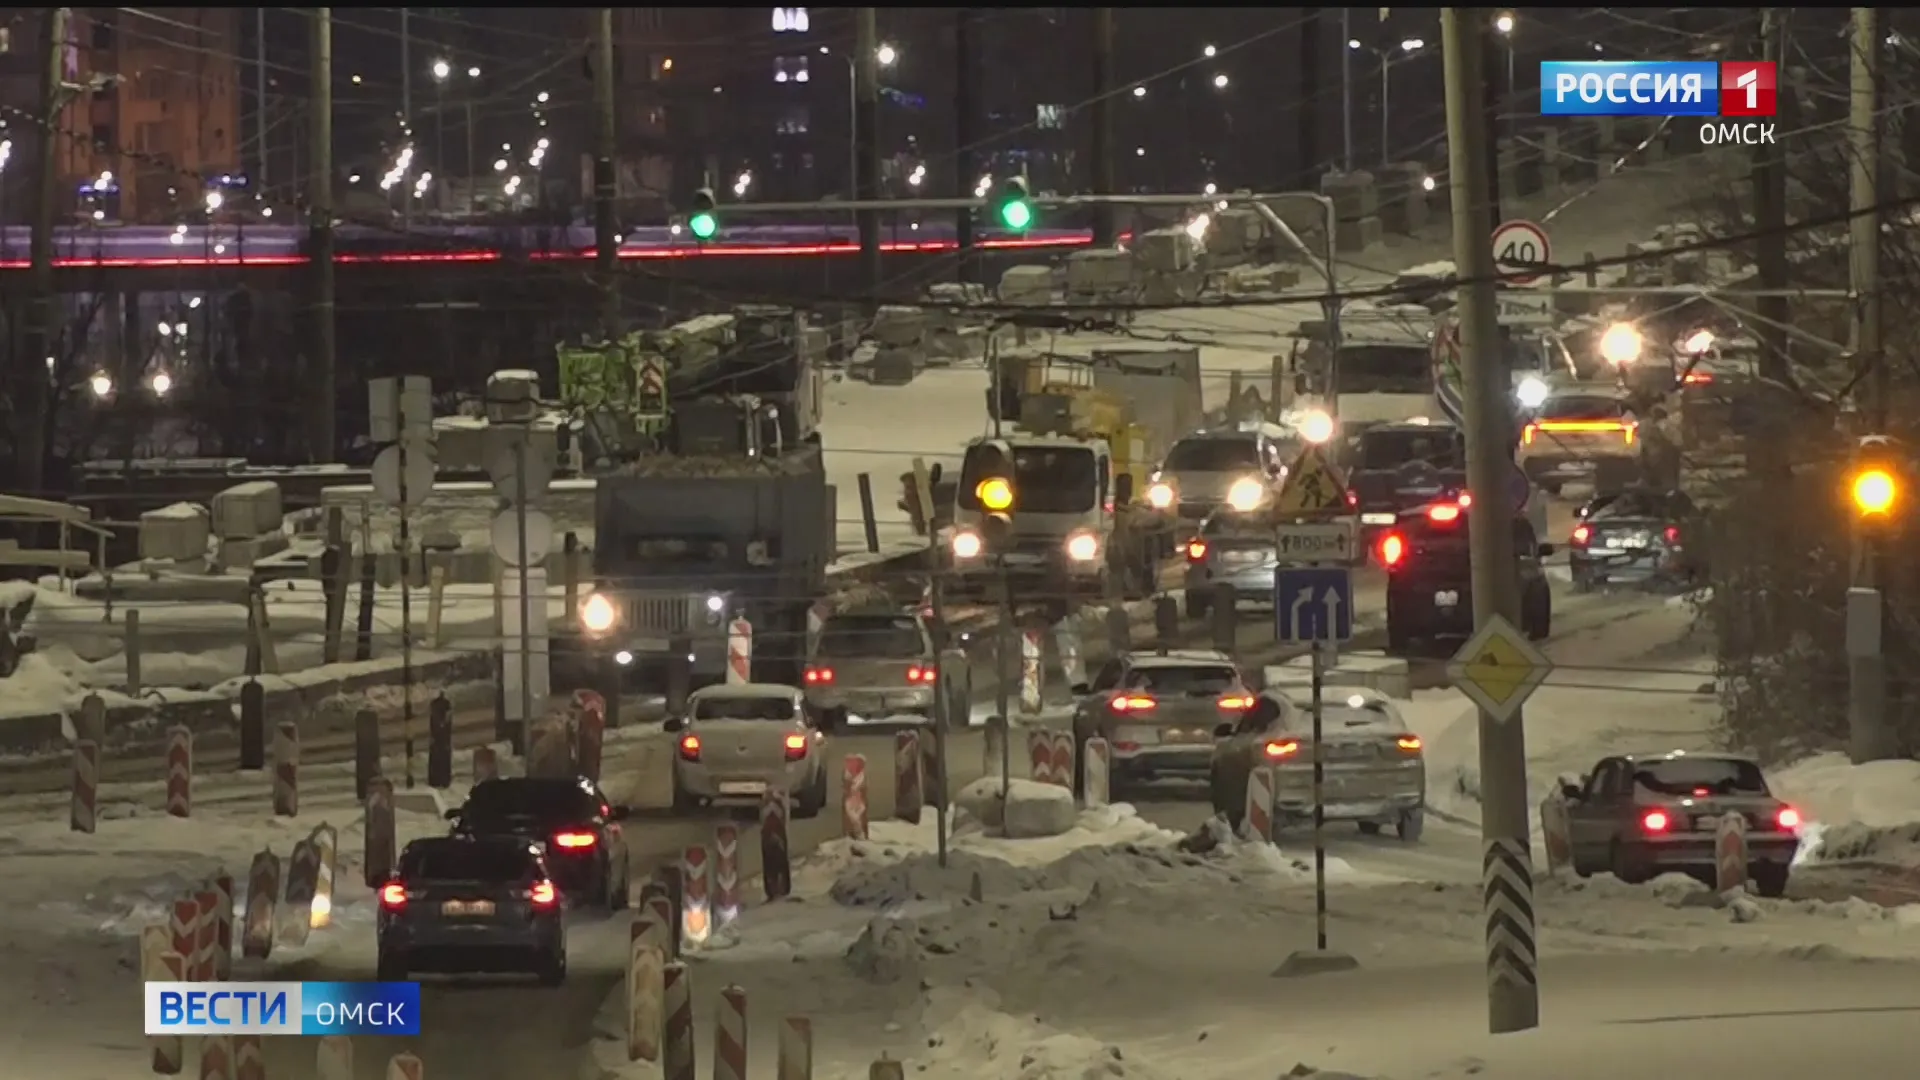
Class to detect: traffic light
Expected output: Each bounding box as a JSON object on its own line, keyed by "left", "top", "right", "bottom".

{"left": 991, "top": 177, "right": 1035, "bottom": 232}
{"left": 1852, "top": 466, "right": 1898, "bottom": 516}
{"left": 686, "top": 188, "right": 718, "bottom": 241}
{"left": 1849, "top": 435, "right": 1906, "bottom": 522}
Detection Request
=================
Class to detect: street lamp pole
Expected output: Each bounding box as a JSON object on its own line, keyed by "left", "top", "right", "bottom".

{"left": 1340, "top": 10, "right": 1353, "bottom": 172}
{"left": 824, "top": 45, "right": 897, "bottom": 202}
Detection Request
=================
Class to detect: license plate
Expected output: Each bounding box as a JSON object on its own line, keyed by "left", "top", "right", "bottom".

{"left": 1162, "top": 728, "right": 1208, "bottom": 744}
{"left": 1434, "top": 590, "right": 1460, "bottom": 607}
{"left": 1605, "top": 533, "right": 1649, "bottom": 549}
{"left": 442, "top": 900, "right": 495, "bottom": 917}
{"left": 634, "top": 636, "right": 670, "bottom": 653}
{"left": 718, "top": 780, "right": 768, "bottom": 796}
{"left": 1117, "top": 725, "right": 1161, "bottom": 746}
{"left": 1224, "top": 551, "right": 1265, "bottom": 564}
{"left": 1360, "top": 513, "right": 1396, "bottom": 526}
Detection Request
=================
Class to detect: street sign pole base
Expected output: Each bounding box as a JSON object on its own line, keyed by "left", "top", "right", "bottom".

{"left": 1271, "top": 948, "right": 1360, "bottom": 979}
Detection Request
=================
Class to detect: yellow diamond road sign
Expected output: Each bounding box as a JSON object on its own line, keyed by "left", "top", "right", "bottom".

{"left": 1446, "top": 614, "right": 1553, "bottom": 724}
{"left": 1276, "top": 446, "right": 1347, "bottom": 515}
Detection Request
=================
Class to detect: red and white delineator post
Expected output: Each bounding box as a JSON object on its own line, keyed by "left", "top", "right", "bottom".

{"left": 726, "top": 618, "right": 753, "bottom": 685}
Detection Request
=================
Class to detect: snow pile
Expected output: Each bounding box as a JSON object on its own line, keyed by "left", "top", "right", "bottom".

{"left": 905, "top": 987, "right": 1182, "bottom": 1080}
{"left": 1770, "top": 754, "right": 1920, "bottom": 866}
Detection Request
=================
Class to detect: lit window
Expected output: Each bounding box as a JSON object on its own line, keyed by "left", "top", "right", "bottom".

{"left": 774, "top": 56, "right": 810, "bottom": 84}
{"left": 772, "top": 7, "right": 810, "bottom": 33}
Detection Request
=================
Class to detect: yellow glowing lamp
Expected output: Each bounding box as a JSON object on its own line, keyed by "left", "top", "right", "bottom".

{"left": 976, "top": 477, "right": 1014, "bottom": 511}
{"left": 1852, "top": 468, "right": 1898, "bottom": 516}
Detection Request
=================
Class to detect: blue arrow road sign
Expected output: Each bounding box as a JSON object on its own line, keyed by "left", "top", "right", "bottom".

{"left": 1275, "top": 567, "right": 1355, "bottom": 643}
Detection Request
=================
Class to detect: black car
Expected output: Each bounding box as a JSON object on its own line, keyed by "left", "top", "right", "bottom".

{"left": 1559, "top": 751, "right": 1801, "bottom": 896}
{"left": 1341, "top": 422, "right": 1467, "bottom": 551}
{"left": 1569, "top": 488, "right": 1704, "bottom": 592}
{"left": 377, "top": 835, "right": 568, "bottom": 984}
{"left": 1377, "top": 499, "right": 1553, "bottom": 652}
{"left": 447, "top": 777, "right": 633, "bottom": 910}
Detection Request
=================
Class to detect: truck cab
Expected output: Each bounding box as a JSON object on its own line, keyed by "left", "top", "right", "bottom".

{"left": 1286, "top": 303, "right": 1438, "bottom": 435}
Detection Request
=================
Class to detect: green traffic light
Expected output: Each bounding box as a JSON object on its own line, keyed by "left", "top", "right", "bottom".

{"left": 688, "top": 211, "right": 718, "bottom": 240}
{"left": 998, "top": 199, "right": 1033, "bottom": 231}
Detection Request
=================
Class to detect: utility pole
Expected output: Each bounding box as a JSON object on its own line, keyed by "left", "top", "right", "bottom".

{"left": 853, "top": 8, "right": 881, "bottom": 300}
{"left": 19, "top": 6, "right": 69, "bottom": 494}
{"left": 1847, "top": 7, "right": 1891, "bottom": 764}
{"left": 1297, "top": 12, "right": 1322, "bottom": 190}
{"left": 1339, "top": 9, "right": 1353, "bottom": 171}
{"left": 953, "top": 9, "right": 977, "bottom": 280}
{"left": 256, "top": 9, "right": 269, "bottom": 187}
{"left": 592, "top": 8, "right": 619, "bottom": 337}
{"left": 1480, "top": 17, "right": 1504, "bottom": 226}
{"left": 399, "top": 8, "right": 411, "bottom": 234}
{"left": 309, "top": 8, "right": 337, "bottom": 461}
{"left": 1441, "top": 8, "right": 1538, "bottom": 1036}
{"left": 1089, "top": 8, "right": 1116, "bottom": 247}
{"left": 1751, "top": 10, "right": 1790, "bottom": 480}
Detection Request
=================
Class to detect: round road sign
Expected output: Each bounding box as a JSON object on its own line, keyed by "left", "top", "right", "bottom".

{"left": 491, "top": 507, "right": 555, "bottom": 567}
{"left": 1491, "top": 219, "right": 1552, "bottom": 287}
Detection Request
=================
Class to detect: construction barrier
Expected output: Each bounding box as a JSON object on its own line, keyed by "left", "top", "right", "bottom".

{"left": 841, "top": 754, "right": 869, "bottom": 839}
{"left": 1539, "top": 795, "right": 1574, "bottom": 876}
{"left": 143, "top": 927, "right": 184, "bottom": 1075}
{"left": 210, "top": 872, "right": 235, "bottom": 979}
{"left": 681, "top": 846, "right": 712, "bottom": 947}
{"left": 1244, "top": 767, "right": 1275, "bottom": 843}
{"left": 663, "top": 960, "right": 696, "bottom": 1080}
{"left": 165, "top": 726, "right": 193, "bottom": 818}
{"left": 627, "top": 918, "right": 665, "bottom": 1062}
{"left": 281, "top": 838, "right": 319, "bottom": 947}
{"left": 777, "top": 1016, "right": 814, "bottom": 1080}
{"left": 70, "top": 739, "right": 98, "bottom": 833}
{"left": 472, "top": 745, "right": 499, "bottom": 785}
{"left": 168, "top": 896, "right": 199, "bottom": 982}
{"left": 638, "top": 883, "right": 675, "bottom": 960}
{"left": 1715, "top": 813, "right": 1749, "bottom": 893}
{"left": 713, "top": 822, "right": 742, "bottom": 929}
{"left": 386, "top": 1052, "right": 424, "bottom": 1080}
{"left": 894, "top": 731, "right": 923, "bottom": 824}
{"left": 1082, "top": 737, "right": 1111, "bottom": 808}
{"left": 199, "top": 1035, "right": 232, "bottom": 1080}
{"left": 1018, "top": 629, "right": 1044, "bottom": 714}
{"left": 364, "top": 777, "right": 397, "bottom": 887}
{"left": 271, "top": 722, "right": 299, "bottom": 817}
{"left": 233, "top": 1036, "right": 264, "bottom": 1080}
{"left": 1027, "top": 730, "right": 1073, "bottom": 789}
{"left": 241, "top": 849, "right": 280, "bottom": 960}
{"left": 315, "top": 1035, "right": 352, "bottom": 1080}
{"left": 714, "top": 984, "right": 748, "bottom": 1080}
{"left": 726, "top": 617, "right": 753, "bottom": 685}
{"left": 309, "top": 824, "right": 339, "bottom": 929}
{"left": 761, "top": 789, "right": 792, "bottom": 901}
{"left": 192, "top": 884, "right": 220, "bottom": 980}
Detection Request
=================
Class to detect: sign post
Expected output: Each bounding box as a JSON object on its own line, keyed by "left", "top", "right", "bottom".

{"left": 1491, "top": 219, "right": 1553, "bottom": 287}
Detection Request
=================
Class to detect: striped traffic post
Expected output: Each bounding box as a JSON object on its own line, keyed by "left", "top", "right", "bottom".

{"left": 841, "top": 755, "right": 869, "bottom": 839}
{"left": 1715, "top": 813, "right": 1749, "bottom": 893}
{"left": 713, "top": 984, "right": 748, "bottom": 1080}
{"left": 761, "top": 788, "right": 792, "bottom": 901}
{"left": 168, "top": 896, "right": 198, "bottom": 981}
{"left": 1244, "top": 767, "right": 1275, "bottom": 842}
{"left": 662, "top": 960, "right": 696, "bottom": 1080}
{"left": 241, "top": 849, "right": 279, "bottom": 960}
{"left": 142, "top": 925, "right": 184, "bottom": 1075}
{"left": 281, "top": 838, "right": 318, "bottom": 947}
{"left": 71, "top": 739, "right": 98, "bottom": 833}
{"left": 627, "top": 917, "right": 665, "bottom": 1062}
{"left": 776, "top": 1017, "right": 813, "bottom": 1080}
{"left": 192, "top": 884, "right": 221, "bottom": 980}
{"left": 271, "top": 722, "right": 299, "bottom": 817}
{"left": 210, "top": 872, "right": 235, "bottom": 979}
{"left": 165, "top": 726, "right": 193, "bottom": 818}
{"left": 894, "top": 731, "right": 923, "bottom": 824}
{"left": 713, "top": 823, "right": 742, "bottom": 929}
{"left": 364, "top": 777, "right": 396, "bottom": 886}
{"left": 681, "top": 847, "right": 711, "bottom": 947}
{"left": 385, "top": 1053, "right": 423, "bottom": 1080}
{"left": 726, "top": 617, "right": 752, "bottom": 684}
{"left": 1082, "top": 737, "right": 1111, "bottom": 807}
{"left": 198, "top": 1034, "right": 233, "bottom": 1080}
{"left": 315, "top": 1035, "right": 352, "bottom": 1080}
{"left": 233, "top": 1036, "right": 264, "bottom": 1080}
{"left": 308, "top": 824, "right": 338, "bottom": 929}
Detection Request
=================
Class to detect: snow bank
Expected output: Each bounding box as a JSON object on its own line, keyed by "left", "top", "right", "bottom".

{"left": 906, "top": 988, "right": 1182, "bottom": 1079}
{"left": 1769, "top": 754, "right": 1920, "bottom": 867}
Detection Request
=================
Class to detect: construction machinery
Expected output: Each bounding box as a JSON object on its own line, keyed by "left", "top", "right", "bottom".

{"left": 1285, "top": 302, "right": 1438, "bottom": 434}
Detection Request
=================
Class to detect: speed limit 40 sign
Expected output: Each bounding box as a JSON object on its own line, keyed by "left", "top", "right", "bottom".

{"left": 1491, "top": 219, "right": 1552, "bottom": 286}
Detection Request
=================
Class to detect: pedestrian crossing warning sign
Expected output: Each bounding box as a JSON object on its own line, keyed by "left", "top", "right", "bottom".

{"left": 1275, "top": 446, "right": 1347, "bottom": 514}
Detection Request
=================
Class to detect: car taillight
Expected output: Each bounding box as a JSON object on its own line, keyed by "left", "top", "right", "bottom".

{"left": 1428, "top": 504, "right": 1461, "bottom": 523}
{"left": 1185, "top": 539, "right": 1208, "bottom": 561}
{"left": 1683, "top": 371, "right": 1713, "bottom": 385}
{"left": 1663, "top": 526, "right": 1680, "bottom": 544}
{"left": 678, "top": 734, "right": 702, "bottom": 762}
{"left": 1395, "top": 736, "right": 1422, "bottom": 751}
{"left": 1216, "top": 695, "right": 1254, "bottom": 711}
{"left": 1624, "top": 422, "right": 1637, "bottom": 444}
{"left": 783, "top": 732, "right": 809, "bottom": 761}
{"left": 528, "top": 880, "right": 559, "bottom": 907}
{"left": 1264, "top": 740, "right": 1300, "bottom": 759}
{"left": 1522, "top": 423, "right": 1536, "bottom": 446}
{"left": 1641, "top": 809, "right": 1670, "bottom": 832}
{"left": 552, "top": 831, "right": 596, "bottom": 849}
{"left": 906, "top": 665, "right": 937, "bottom": 684}
{"left": 1344, "top": 489, "right": 1358, "bottom": 508}
{"left": 1378, "top": 532, "right": 1406, "bottom": 567}
{"left": 1455, "top": 491, "right": 1472, "bottom": 508}
{"left": 1571, "top": 524, "right": 1591, "bottom": 546}
{"left": 379, "top": 882, "right": 408, "bottom": 910}
{"left": 804, "top": 667, "right": 834, "bottom": 684}
{"left": 1109, "top": 695, "right": 1156, "bottom": 713}
{"left": 1777, "top": 806, "right": 1802, "bottom": 831}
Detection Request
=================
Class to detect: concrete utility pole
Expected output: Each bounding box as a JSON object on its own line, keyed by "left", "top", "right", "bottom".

{"left": 256, "top": 9, "right": 269, "bottom": 187}
{"left": 1441, "top": 8, "right": 1538, "bottom": 1035}
{"left": 1339, "top": 9, "right": 1353, "bottom": 171}
{"left": 953, "top": 9, "right": 977, "bottom": 280}
{"left": 18, "top": 6, "right": 69, "bottom": 494}
{"left": 592, "top": 8, "right": 619, "bottom": 337}
{"left": 1480, "top": 17, "right": 1504, "bottom": 227}
{"left": 400, "top": 8, "right": 411, "bottom": 234}
{"left": 1750, "top": 10, "right": 1790, "bottom": 480}
{"left": 1089, "top": 8, "right": 1116, "bottom": 247}
{"left": 853, "top": 8, "right": 882, "bottom": 299}
{"left": 1847, "top": 7, "right": 1891, "bottom": 764}
{"left": 1297, "top": 12, "right": 1322, "bottom": 191}
{"left": 309, "top": 8, "right": 337, "bottom": 461}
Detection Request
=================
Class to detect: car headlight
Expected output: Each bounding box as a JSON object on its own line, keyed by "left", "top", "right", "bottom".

{"left": 580, "top": 592, "right": 617, "bottom": 634}
{"left": 704, "top": 594, "right": 725, "bottom": 614}
{"left": 1600, "top": 323, "right": 1642, "bottom": 366}
{"left": 1147, "top": 482, "right": 1175, "bottom": 509}
{"left": 1226, "top": 477, "right": 1265, "bottom": 512}
{"left": 1297, "top": 409, "right": 1335, "bottom": 445}
{"left": 1515, "top": 376, "right": 1549, "bottom": 409}
{"left": 1065, "top": 531, "right": 1100, "bottom": 562}
{"left": 952, "top": 530, "right": 983, "bottom": 559}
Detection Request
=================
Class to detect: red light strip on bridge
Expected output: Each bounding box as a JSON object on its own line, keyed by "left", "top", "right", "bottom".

{"left": 0, "top": 234, "right": 1088, "bottom": 270}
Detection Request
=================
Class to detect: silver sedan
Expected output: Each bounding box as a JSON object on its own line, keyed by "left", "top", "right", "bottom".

{"left": 666, "top": 683, "right": 828, "bottom": 816}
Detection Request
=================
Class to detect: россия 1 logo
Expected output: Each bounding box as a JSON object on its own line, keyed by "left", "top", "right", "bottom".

{"left": 1540, "top": 60, "right": 1776, "bottom": 146}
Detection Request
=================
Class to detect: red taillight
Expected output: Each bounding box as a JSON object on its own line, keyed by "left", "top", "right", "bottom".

{"left": 380, "top": 882, "right": 408, "bottom": 910}
{"left": 1571, "top": 524, "right": 1591, "bottom": 546}
{"left": 1185, "top": 539, "right": 1208, "bottom": 561}
{"left": 1344, "top": 489, "right": 1358, "bottom": 508}
{"left": 1522, "top": 423, "right": 1536, "bottom": 445}
{"left": 1777, "top": 806, "right": 1802, "bottom": 830}
{"left": 1378, "top": 532, "right": 1406, "bottom": 567}
{"left": 783, "top": 732, "right": 809, "bottom": 760}
{"left": 1264, "top": 740, "right": 1300, "bottom": 759}
{"left": 1641, "top": 810, "right": 1670, "bottom": 832}
{"left": 1395, "top": 736, "right": 1422, "bottom": 751}
{"left": 1428, "top": 504, "right": 1461, "bottom": 523}
{"left": 678, "top": 734, "right": 702, "bottom": 762}
{"left": 1683, "top": 371, "right": 1713, "bottom": 385}
{"left": 804, "top": 667, "right": 834, "bottom": 684}
{"left": 528, "top": 880, "right": 559, "bottom": 907}
{"left": 1456, "top": 492, "right": 1472, "bottom": 508}
{"left": 906, "top": 665, "right": 937, "bottom": 684}
{"left": 1663, "top": 526, "right": 1680, "bottom": 544}
{"left": 1109, "top": 695, "right": 1156, "bottom": 713}
{"left": 552, "top": 831, "right": 596, "bottom": 850}
{"left": 1216, "top": 695, "right": 1254, "bottom": 711}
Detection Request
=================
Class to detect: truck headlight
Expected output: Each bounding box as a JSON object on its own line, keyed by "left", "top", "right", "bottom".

{"left": 1226, "top": 477, "right": 1265, "bottom": 512}
{"left": 952, "top": 530, "right": 983, "bottom": 559}
{"left": 704, "top": 594, "right": 725, "bottom": 614}
{"left": 1065, "top": 531, "right": 1100, "bottom": 562}
{"left": 580, "top": 592, "right": 617, "bottom": 634}
{"left": 1515, "top": 376, "right": 1549, "bottom": 409}
{"left": 1147, "top": 482, "right": 1175, "bottom": 510}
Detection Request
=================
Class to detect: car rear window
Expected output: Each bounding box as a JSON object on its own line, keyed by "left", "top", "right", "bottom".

{"left": 693, "top": 695, "right": 797, "bottom": 721}
{"left": 1633, "top": 758, "right": 1768, "bottom": 797}
{"left": 1539, "top": 396, "right": 1627, "bottom": 421}
{"left": 1165, "top": 438, "right": 1260, "bottom": 471}
{"left": 1282, "top": 702, "right": 1406, "bottom": 733}
{"left": 1124, "top": 664, "right": 1239, "bottom": 696}
{"left": 463, "top": 779, "right": 599, "bottom": 825}
{"left": 816, "top": 615, "right": 925, "bottom": 660}
{"left": 1358, "top": 429, "right": 1463, "bottom": 471}
{"left": 401, "top": 840, "right": 538, "bottom": 882}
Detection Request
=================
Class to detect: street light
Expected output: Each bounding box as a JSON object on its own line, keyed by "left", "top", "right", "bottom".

{"left": 1348, "top": 37, "right": 1426, "bottom": 166}
{"left": 431, "top": 59, "right": 451, "bottom": 81}
{"left": 1212, "top": 73, "right": 1230, "bottom": 90}
{"left": 1493, "top": 14, "right": 1517, "bottom": 141}
{"left": 1495, "top": 12, "right": 1516, "bottom": 35}
{"left": 875, "top": 43, "right": 898, "bottom": 68}
{"left": 818, "top": 43, "right": 901, "bottom": 199}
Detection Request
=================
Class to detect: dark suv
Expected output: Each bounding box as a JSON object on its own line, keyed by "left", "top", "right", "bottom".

{"left": 1376, "top": 499, "right": 1553, "bottom": 652}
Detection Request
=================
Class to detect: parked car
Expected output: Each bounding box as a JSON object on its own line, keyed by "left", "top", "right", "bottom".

{"left": 667, "top": 683, "right": 829, "bottom": 816}
{"left": 376, "top": 835, "right": 568, "bottom": 984}
{"left": 446, "top": 776, "right": 632, "bottom": 910}
{"left": 1208, "top": 687, "right": 1427, "bottom": 840}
